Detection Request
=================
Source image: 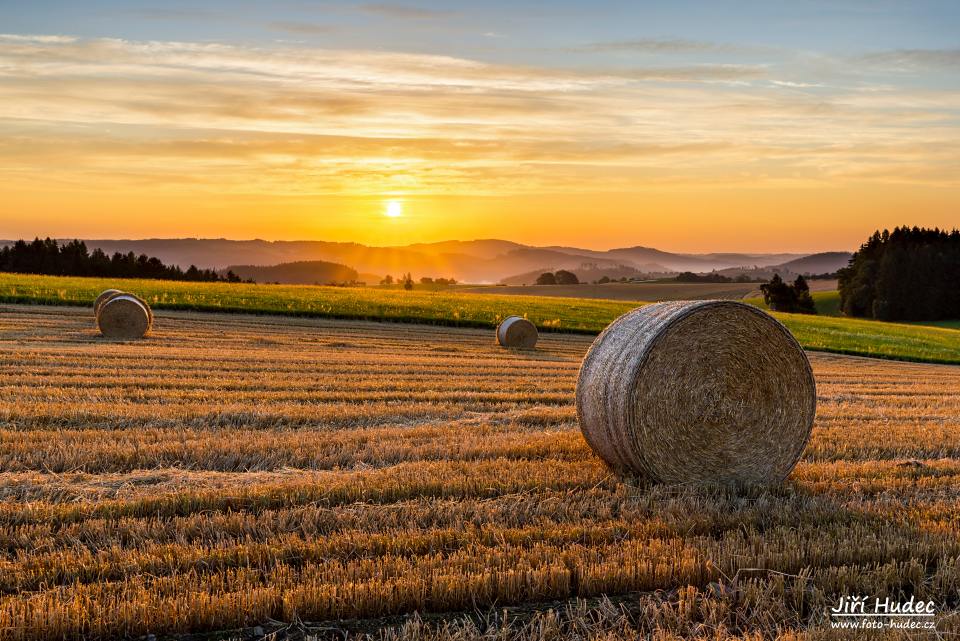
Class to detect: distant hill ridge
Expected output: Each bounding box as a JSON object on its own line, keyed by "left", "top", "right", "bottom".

{"left": 0, "top": 238, "right": 850, "bottom": 284}
{"left": 226, "top": 260, "right": 381, "bottom": 285}
{"left": 776, "top": 252, "right": 852, "bottom": 274}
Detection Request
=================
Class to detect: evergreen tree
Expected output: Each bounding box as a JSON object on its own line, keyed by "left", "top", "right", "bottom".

{"left": 0, "top": 238, "right": 242, "bottom": 283}
{"left": 760, "top": 274, "right": 817, "bottom": 314}
{"left": 839, "top": 226, "right": 960, "bottom": 321}
{"left": 793, "top": 275, "right": 816, "bottom": 314}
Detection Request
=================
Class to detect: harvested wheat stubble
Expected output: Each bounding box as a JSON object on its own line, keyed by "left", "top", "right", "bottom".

{"left": 93, "top": 289, "right": 123, "bottom": 316}
{"left": 96, "top": 294, "right": 153, "bottom": 340}
{"left": 496, "top": 315, "right": 538, "bottom": 348}
{"left": 576, "top": 300, "right": 816, "bottom": 485}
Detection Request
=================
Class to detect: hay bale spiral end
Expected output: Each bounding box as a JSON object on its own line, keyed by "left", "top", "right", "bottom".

{"left": 497, "top": 316, "right": 538, "bottom": 349}
{"left": 575, "top": 300, "right": 815, "bottom": 486}
{"left": 96, "top": 294, "right": 153, "bottom": 340}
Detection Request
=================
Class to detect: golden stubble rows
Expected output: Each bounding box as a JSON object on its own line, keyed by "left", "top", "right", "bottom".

{"left": 0, "top": 305, "right": 959, "bottom": 640}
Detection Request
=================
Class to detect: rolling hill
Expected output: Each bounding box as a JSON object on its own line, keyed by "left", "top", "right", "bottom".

{"left": 775, "top": 251, "right": 852, "bottom": 275}
{"left": 226, "top": 260, "right": 379, "bottom": 285}
{"left": 0, "top": 237, "right": 849, "bottom": 284}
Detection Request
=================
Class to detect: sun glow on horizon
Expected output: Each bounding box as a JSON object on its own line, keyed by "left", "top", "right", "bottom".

{"left": 1, "top": 14, "right": 959, "bottom": 251}
{"left": 384, "top": 200, "right": 403, "bottom": 218}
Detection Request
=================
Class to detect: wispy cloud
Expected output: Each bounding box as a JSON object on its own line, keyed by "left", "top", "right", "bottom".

{"left": 0, "top": 33, "right": 76, "bottom": 43}
{"left": 573, "top": 37, "right": 759, "bottom": 55}
{"left": 358, "top": 3, "right": 454, "bottom": 19}
{"left": 858, "top": 48, "right": 960, "bottom": 70}
{"left": 619, "top": 64, "right": 766, "bottom": 82}
{"left": 576, "top": 37, "right": 716, "bottom": 53}
{"left": 268, "top": 21, "right": 336, "bottom": 35}
{"left": 770, "top": 80, "right": 825, "bottom": 88}
{"left": 127, "top": 8, "right": 221, "bottom": 21}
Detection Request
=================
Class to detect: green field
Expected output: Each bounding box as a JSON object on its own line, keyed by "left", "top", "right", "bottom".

{"left": 744, "top": 290, "right": 842, "bottom": 317}
{"left": 2, "top": 272, "right": 959, "bottom": 364}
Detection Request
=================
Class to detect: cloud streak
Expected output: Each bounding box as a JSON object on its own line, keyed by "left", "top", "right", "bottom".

{"left": 0, "top": 33, "right": 958, "bottom": 200}
{"left": 573, "top": 37, "right": 757, "bottom": 54}
{"left": 858, "top": 48, "right": 960, "bottom": 70}
{"left": 268, "top": 21, "right": 336, "bottom": 35}
{"left": 358, "top": 4, "right": 453, "bottom": 19}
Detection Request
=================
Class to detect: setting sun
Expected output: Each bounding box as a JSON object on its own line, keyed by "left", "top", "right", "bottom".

{"left": 384, "top": 200, "right": 403, "bottom": 218}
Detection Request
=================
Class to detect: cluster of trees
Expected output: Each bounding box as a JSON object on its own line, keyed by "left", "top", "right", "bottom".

{"left": 380, "top": 274, "right": 457, "bottom": 289}
{"left": 0, "top": 238, "right": 246, "bottom": 282}
{"left": 380, "top": 273, "right": 414, "bottom": 289}
{"left": 838, "top": 227, "right": 960, "bottom": 321}
{"left": 760, "top": 274, "right": 816, "bottom": 314}
{"left": 535, "top": 270, "right": 579, "bottom": 285}
{"left": 675, "top": 271, "right": 759, "bottom": 284}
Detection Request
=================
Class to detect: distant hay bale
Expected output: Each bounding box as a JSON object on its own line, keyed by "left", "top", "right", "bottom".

{"left": 496, "top": 316, "right": 538, "bottom": 348}
{"left": 97, "top": 290, "right": 154, "bottom": 327}
{"left": 576, "top": 300, "right": 815, "bottom": 485}
{"left": 97, "top": 294, "right": 153, "bottom": 340}
{"left": 93, "top": 289, "right": 123, "bottom": 316}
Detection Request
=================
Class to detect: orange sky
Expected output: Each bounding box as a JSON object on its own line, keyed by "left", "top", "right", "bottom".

{"left": 2, "top": 22, "right": 959, "bottom": 252}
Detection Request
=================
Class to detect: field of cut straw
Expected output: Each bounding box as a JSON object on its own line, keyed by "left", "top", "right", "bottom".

{"left": 1, "top": 304, "right": 959, "bottom": 640}
{"left": 2, "top": 272, "right": 960, "bottom": 364}
{"left": 0, "top": 306, "right": 960, "bottom": 640}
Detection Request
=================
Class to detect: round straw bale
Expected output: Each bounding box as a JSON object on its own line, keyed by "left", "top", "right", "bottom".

{"left": 94, "top": 289, "right": 124, "bottom": 316}
{"left": 97, "top": 294, "right": 152, "bottom": 339}
{"left": 97, "top": 291, "right": 154, "bottom": 327}
{"left": 576, "top": 300, "right": 815, "bottom": 485}
{"left": 497, "top": 316, "right": 538, "bottom": 348}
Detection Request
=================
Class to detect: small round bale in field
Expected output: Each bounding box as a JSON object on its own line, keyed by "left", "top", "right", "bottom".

{"left": 497, "top": 316, "right": 538, "bottom": 348}
{"left": 97, "top": 294, "right": 153, "bottom": 340}
{"left": 94, "top": 289, "right": 124, "bottom": 316}
{"left": 98, "top": 291, "right": 155, "bottom": 327}
{"left": 576, "top": 300, "right": 815, "bottom": 486}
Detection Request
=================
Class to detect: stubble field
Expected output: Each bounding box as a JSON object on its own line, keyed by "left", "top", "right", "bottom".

{"left": 5, "top": 272, "right": 960, "bottom": 365}
{"left": 1, "top": 305, "right": 959, "bottom": 640}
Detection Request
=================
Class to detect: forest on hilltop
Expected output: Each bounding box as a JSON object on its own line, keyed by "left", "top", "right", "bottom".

{"left": 0, "top": 238, "right": 245, "bottom": 282}
{"left": 839, "top": 227, "right": 960, "bottom": 321}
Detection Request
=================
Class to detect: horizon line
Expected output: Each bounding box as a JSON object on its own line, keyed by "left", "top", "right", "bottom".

{"left": 0, "top": 235, "right": 853, "bottom": 256}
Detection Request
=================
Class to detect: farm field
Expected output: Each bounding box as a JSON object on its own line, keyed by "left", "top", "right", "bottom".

{"left": 2, "top": 272, "right": 960, "bottom": 364}
{"left": 749, "top": 291, "right": 958, "bottom": 331}
{"left": 1, "top": 305, "right": 959, "bottom": 640}
{"left": 462, "top": 281, "right": 760, "bottom": 301}
{"left": 747, "top": 291, "right": 843, "bottom": 318}
{"left": 461, "top": 279, "right": 838, "bottom": 302}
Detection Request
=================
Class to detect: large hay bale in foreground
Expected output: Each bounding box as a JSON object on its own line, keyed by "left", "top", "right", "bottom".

{"left": 497, "top": 316, "right": 538, "bottom": 348}
{"left": 576, "top": 300, "right": 815, "bottom": 485}
{"left": 97, "top": 294, "right": 153, "bottom": 340}
{"left": 93, "top": 289, "right": 124, "bottom": 316}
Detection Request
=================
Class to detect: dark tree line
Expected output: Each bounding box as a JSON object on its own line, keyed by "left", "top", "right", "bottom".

{"left": 675, "top": 271, "right": 759, "bottom": 284}
{"left": 838, "top": 227, "right": 960, "bottom": 321}
{"left": 0, "top": 238, "right": 247, "bottom": 282}
{"left": 536, "top": 270, "right": 579, "bottom": 285}
{"left": 760, "top": 274, "right": 816, "bottom": 314}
